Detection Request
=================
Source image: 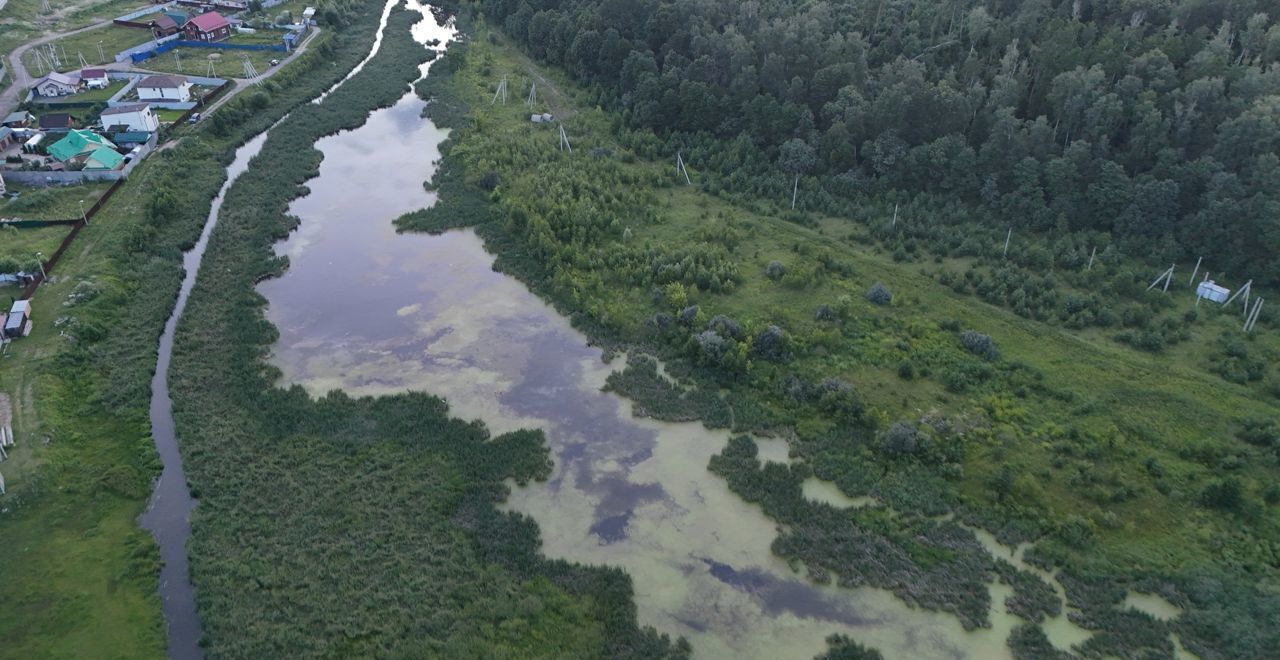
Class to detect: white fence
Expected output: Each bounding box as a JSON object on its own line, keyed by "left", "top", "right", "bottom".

{"left": 114, "top": 2, "right": 172, "bottom": 22}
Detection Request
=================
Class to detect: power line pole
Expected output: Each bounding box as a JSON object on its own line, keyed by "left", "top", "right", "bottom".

{"left": 558, "top": 124, "right": 572, "bottom": 153}
{"left": 1188, "top": 256, "right": 1202, "bottom": 285}
{"left": 676, "top": 151, "right": 690, "bottom": 184}
{"left": 1146, "top": 264, "right": 1175, "bottom": 293}
{"left": 1087, "top": 246, "right": 1097, "bottom": 270}
{"left": 526, "top": 82, "right": 536, "bottom": 109}
{"left": 1003, "top": 227, "right": 1012, "bottom": 257}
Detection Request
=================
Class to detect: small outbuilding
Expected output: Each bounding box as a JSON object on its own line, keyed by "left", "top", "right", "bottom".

{"left": 80, "top": 68, "right": 110, "bottom": 89}
{"left": 3, "top": 111, "right": 34, "bottom": 128}
{"left": 530, "top": 113, "right": 554, "bottom": 123}
{"left": 4, "top": 300, "right": 31, "bottom": 339}
{"left": 1196, "top": 280, "right": 1230, "bottom": 304}
{"left": 38, "top": 113, "right": 76, "bottom": 132}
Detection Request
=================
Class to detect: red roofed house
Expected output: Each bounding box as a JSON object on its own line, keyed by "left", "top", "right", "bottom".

{"left": 182, "top": 12, "right": 231, "bottom": 42}
{"left": 81, "top": 68, "right": 110, "bottom": 89}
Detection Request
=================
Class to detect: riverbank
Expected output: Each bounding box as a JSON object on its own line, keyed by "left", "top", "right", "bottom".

{"left": 166, "top": 3, "right": 686, "bottom": 656}
{"left": 0, "top": 0, "right": 419, "bottom": 655}
{"left": 396, "top": 18, "right": 1280, "bottom": 660}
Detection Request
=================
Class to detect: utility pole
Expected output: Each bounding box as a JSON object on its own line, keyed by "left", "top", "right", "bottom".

{"left": 791, "top": 175, "right": 799, "bottom": 210}
{"left": 79, "top": 199, "right": 88, "bottom": 226}
{"left": 676, "top": 151, "right": 690, "bottom": 184}
{"left": 1146, "top": 264, "right": 1175, "bottom": 293}
{"left": 1188, "top": 256, "right": 1202, "bottom": 285}
{"left": 97, "top": 40, "right": 105, "bottom": 62}
{"left": 1225, "top": 279, "right": 1254, "bottom": 316}
{"left": 1244, "top": 298, "right": 1264, "bottom": 333}
{"left": 1087, "top": 246, "right": 1096, "bottom": 270}
{"left": 558, "top": 124, "right": 572, "bottom": 153}
{"left": 1002, "top": 227, "right": 1012, "bottom": 257}
{"left": 526, "top": 82, "right": 536, "bottom": 109}
{"left": 891, "top": 203, "right": 898, "bottom": 228}
{"left": 491, "top": 75, "right": 507, "bottom": 105}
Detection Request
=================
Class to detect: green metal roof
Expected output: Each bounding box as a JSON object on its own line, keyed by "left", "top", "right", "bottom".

{"left": 83, "top": 146, "right": 124, "bottom": 171}
{"left": 47, "top": 129, "right": 114, "bottom": 163}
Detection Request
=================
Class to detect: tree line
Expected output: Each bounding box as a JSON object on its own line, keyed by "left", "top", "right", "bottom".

{"left": 479, "top": 0, "right": 1280, "bottom": 283}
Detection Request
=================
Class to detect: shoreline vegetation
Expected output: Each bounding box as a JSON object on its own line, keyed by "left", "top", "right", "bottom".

{"left": 168, "top": 3, "right": 686, "bottom": 657}
{"left": 399, "top": 7, "right": 1280, "bottom": 659}
{"left": 0, "top": 0, "right": 442, "bottom": 656}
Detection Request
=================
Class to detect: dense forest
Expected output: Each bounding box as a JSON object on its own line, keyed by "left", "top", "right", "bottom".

{"left": 479, "top": 0, "right": 1280, "bottom": 284}
{"left": 405, "top": 2, "right": 1280, "bottom": 655}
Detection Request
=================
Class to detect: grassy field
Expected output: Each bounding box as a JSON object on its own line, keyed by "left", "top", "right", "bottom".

{"left": 0, "top": 0, "right": 149, "bottom": 57}
{"left": 0, "top": 224, "right": 68, "bottom": 267}
{"left": 20, "top": 24, "right": 152, "bottom": 72}
{"left": 0, "top": 2, "right": 359, "bottom": 657}
{"left": 403, "top": 25, "right": 1280, "bottom": 657}
{"left": 0, "top": 182, "right": 112, "bottom": 220}
{"left": 138, "top": 47, "right": 279, "bottom": 79}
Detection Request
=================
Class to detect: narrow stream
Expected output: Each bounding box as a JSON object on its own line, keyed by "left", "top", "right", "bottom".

{"left": 253, "top": 5, "right": 1044, "bottom": 659}
{"left": 140, "top": 1, "right": 409, "bottom": 656}
{"left": 141, "top": 131, "right": 269, "bottom": 660}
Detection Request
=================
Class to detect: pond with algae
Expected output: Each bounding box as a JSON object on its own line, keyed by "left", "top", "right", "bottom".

{"left": 252, "top": 5, "right": 1126, "bottom": 658}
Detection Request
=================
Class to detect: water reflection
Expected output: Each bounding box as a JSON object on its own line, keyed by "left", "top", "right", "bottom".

{"left": 258, "top": 5, "right": 1037, "bottom": 659}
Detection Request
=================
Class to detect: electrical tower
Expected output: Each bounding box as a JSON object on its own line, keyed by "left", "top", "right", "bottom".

{"left": 243, "top": 56, "right": 261, "bottom": 83}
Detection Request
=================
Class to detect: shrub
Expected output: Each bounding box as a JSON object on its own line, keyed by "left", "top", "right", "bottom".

{"left": 765, "top": 260, "right": 785, "bottom": 281}
{"left": 696, "top": 330, "right": 729, "bottom": 361}
{"left": 706, "top": 314, "right": 744, "bottom": 340}
{"left": 815, "top": 304, "right": 837, "bottom": 321}
{"left": 754, "top": 325, "right": 790, "bottom": 362}
{"left": 879, "top": 422, "right": 919, "bottom": 455}
{"left": 1200, "top": 477, "right": 1244, "bottom": 511}
{"left": 959, "top": 330, "right": 999, "bottom": 360}
{"left": 678, "top": 304, "right": 700, "bottom": 327}
{"left": 866, "top": 282, "right": 892, "bottom": 305}
{"left": 1237, "top": 418, "right": 1279, "bottom": 448}
{"left": 897, "top": 360, "right": 915, "bottom": 380}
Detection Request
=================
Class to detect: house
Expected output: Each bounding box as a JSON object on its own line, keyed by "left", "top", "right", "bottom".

{"left": 137, "top": 74, "right": 193, "bottom": 102}
{"left": 183, "top": 12, "right": 231, "bottom": 42}
{"left": 150, "top": 14, "right": 181, "bottom": 37}
{"left": 38, "top": 113, "right": 76, "bottom": 132}
{"left": 81, "top": 68, "right": 110, "bottom": 89}
{"left": 0, "top": 127, "right": 15, "bottom": 150}
{"left": 48, "top": 129, "right": 116, "bottom": 163}
{"left": 32, "top": 72, "right": 81, "bottom": 97}
{"left": 4, "top": 300, "right": 31, "bottom": 339}
{"left": 83, "top": 146, "right": 124, "bottom": 171}
{"left": 3, "top": 111, "right": 35, "bottom": 128}
{"left": 101, "top": 104, "right": 159, "bottom": 133}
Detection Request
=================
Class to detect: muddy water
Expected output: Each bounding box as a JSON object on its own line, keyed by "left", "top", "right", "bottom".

{"left": 253, "top": 6, "right": 1057, "bottom": 659}
{"left": 142, "top": 131, "right": 270, "bottom": 660}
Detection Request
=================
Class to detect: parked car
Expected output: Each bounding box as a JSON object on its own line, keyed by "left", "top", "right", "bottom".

{"left": 269, "top": 59, "right": 280, "bottom": 66}
{"left": 188, "top": 113, "right": 202, "bottom": 124}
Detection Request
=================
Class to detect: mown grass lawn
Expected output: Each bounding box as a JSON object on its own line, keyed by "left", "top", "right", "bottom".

{"left": 139, "top": 47, "right": 280, "bottom": 79}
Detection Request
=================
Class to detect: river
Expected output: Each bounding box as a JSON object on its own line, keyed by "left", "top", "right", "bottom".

{"left": 142, "top": 131, "right": 269, "bottom": 660}
{"left": 239, "top": 4, "right": 1155, "bottom": 660}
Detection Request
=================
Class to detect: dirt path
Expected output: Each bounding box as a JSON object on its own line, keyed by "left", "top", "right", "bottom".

{"left": 0, "top": 7, "right": 320, "bottom": 122}
{"left": 0, "top": 11, "right": 130, "bottom": 118}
